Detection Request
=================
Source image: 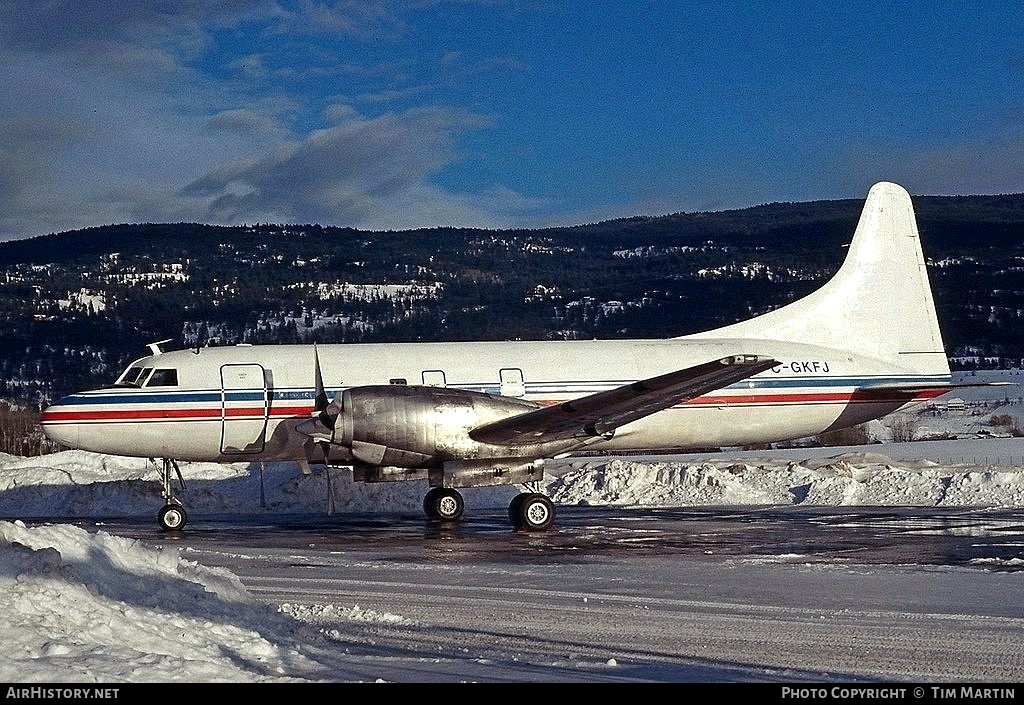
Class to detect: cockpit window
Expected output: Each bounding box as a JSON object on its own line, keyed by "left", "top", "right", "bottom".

{"left": 116, "top": 366, "right": 152, "bottom": 387}
{"left": 116, "top": 366, "right": 141, "bottom": 385}
{"left": 146, "top": 369, "right": 178, "bottom": 387}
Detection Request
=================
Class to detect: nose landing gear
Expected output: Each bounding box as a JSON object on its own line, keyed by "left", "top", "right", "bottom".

{"left": 154, "top": 458, "right": 188, "bottom": 531}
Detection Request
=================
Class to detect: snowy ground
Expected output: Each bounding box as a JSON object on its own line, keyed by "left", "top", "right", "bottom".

{"left": 1, "top": 372, "right": 1023, "bottom": 683}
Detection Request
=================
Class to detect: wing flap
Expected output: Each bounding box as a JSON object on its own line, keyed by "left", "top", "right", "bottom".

{"left": 469, "top": 354, "right": 778, "bottom": 445}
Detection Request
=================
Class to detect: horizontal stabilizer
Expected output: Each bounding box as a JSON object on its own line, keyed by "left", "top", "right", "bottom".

{"left": 469, "top": 354, "right": 777, "bottom": 445}
{"left": 860, "top": 380, "right": 1018, "bottom": 394}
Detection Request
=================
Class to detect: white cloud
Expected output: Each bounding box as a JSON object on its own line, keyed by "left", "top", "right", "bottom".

{"left": 0, "top": 3, "right": 544, "bottom": 239}
{"left": 173, "top": 106, "right": 548, "bottom": 229}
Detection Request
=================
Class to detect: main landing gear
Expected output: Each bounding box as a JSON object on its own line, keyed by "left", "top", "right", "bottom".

{"left": 155, "top": 458, "right": 188, "bottom": 531}
{"left": 508, "top": 491, "right": 555, "bottom": 532}
{"left": 422, "top": 486, "right": 556, "bottom": 532}
{"left": 151, "top": 458, "right": 556, "bottom": 533}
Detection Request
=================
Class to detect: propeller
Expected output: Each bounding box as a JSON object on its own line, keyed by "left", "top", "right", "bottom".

{"left": 301, "top": 344, "right": 342, "bottom": 465}
{"left": 313, "top": 344, "right": 337, "bottom": 430}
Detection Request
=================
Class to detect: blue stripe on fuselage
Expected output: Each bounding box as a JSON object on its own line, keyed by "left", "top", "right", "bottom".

{"left": 56, "top": 373, "right": 947, "bottom": 407}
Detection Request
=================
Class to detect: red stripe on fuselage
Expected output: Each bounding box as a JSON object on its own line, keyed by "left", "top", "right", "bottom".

{"left": 40, "top": 406, "right": 282, "bottom": 423}
{"left": 40, "top": 387, "right": 946, "bottom": 425}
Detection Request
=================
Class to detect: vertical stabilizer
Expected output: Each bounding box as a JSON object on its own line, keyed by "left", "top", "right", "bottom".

{"left": 684, "top": 182, "right": 949, "bottom": 375}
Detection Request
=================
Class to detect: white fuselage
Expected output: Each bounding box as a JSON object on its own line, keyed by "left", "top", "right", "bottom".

{"left": 40, "top": 337, "right": 949, "bottom": 463}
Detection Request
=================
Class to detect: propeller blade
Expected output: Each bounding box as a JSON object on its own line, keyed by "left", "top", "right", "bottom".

{"left": 313, "top": 344, "right": 338, "bottom": 430}
{"left": 313, "top": 344, "right": 328, "bottom": 409}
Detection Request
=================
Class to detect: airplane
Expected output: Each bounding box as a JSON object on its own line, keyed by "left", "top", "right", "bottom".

{"left": 40, "top": 181, "right": 967, "bottom": 532}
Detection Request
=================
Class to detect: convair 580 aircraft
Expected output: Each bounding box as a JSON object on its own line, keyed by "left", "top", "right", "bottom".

{"left": 42, "top": 182, "right": 960, "bottom": 532}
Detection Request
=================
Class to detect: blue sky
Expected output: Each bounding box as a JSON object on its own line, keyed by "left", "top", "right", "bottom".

{"left": 1, "top": 1, "right": 1022, "bottom": 241}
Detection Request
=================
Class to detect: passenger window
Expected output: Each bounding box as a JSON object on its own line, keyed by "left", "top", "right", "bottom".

{"left": 146, "top": 369, "right": 179, "bottom": 387}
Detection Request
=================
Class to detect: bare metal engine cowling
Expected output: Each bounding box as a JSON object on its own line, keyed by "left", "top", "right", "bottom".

{"left": 332, "top": 385, "right": 542, "bottom": 466}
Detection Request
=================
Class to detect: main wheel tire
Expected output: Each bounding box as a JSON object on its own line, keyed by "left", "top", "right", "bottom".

{"left": 508, "top": 493, "right": 527, "bottom": 527}
{"left": 423, "top": 487, "right": 465, "bottom": 522}
{"left": 158, "top": 503, "right": 188, "bottom": 531}
{"left": 515, "top": 493, "right": 555, "bottom": 532}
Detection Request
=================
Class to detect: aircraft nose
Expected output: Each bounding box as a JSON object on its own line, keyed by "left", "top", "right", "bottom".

{"left": 40, "top": 398, "right": 81, "bottom": 449}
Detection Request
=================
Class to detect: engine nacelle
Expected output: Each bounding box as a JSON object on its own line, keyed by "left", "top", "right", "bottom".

{"left": 333, "top": 385, "right": 541, "bottom": 466}
{"left": 434, "top": 458, "right": 546, "bottom": 489}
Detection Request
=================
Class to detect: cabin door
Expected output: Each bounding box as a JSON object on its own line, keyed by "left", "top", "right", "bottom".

{"left": 219, "top": 363, "right": 269, "bottom": 454}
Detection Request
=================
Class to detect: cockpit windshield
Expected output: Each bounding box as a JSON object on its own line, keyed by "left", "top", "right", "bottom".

{"left": 113, "top": 364, "right": 179, "bottom": 387}
{"left": 115, "top": 366, "right": 152, "bottom": 387}
{"left": 111, "top": 356, "right": 181, "bottom": 388}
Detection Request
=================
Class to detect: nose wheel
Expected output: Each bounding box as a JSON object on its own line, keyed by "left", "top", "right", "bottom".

{"left": 155, "top": 458, "right": 188, "bottom": 531}
{"left": 158, "top": 502, "right": 188, "bottom": 531}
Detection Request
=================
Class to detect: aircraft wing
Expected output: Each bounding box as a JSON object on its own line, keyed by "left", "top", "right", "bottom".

{"left": 469, "top": 354, "right": 778, "bottom": 445}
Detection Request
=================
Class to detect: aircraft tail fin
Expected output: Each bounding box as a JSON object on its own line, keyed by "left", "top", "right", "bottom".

{"left": 684, "top": 181, "right": 949, "bottom": 376}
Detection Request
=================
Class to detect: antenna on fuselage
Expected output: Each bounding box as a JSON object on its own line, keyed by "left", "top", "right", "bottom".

{"left": 147, "top": 338, "right": 173, "bottom": 355}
